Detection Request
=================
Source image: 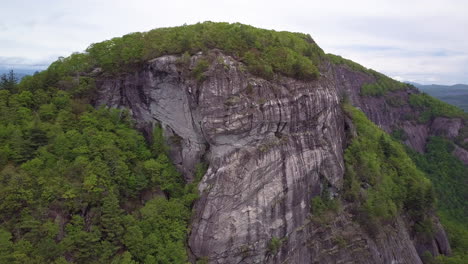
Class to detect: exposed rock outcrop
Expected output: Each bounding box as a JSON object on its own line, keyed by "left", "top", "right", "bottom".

{"left": 453, "top": 145, "right": 468, "bottom": 164}
{"left": 95, "top": 51, "right": 453, "bottom": 263}
{"left": 431, "top": 117, "right": 462, "bottom": 139}
{"left": 95, "top": 55, "right": 207, "bottom": 180}
{"left": 331, "top": 64, "right": 467, "bottom": 155}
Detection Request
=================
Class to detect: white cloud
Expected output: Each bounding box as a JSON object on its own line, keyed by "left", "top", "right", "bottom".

{"left": 1, "top": 0, "right": 467, "bottom": 84}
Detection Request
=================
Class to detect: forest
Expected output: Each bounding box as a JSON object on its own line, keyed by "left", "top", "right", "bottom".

{"left": 0, "top": 71, "right": 200, "bottom": 263}
{"left": 408, "top": 137, "right": 468, "bottom": 263}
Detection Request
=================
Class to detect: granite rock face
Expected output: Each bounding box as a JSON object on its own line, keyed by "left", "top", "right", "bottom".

{"left": 431, "top": 117, "right": 463, "bottom": 139}
{"left": 95, "top": 55, "right": 207, "bottom": 180}
{"left": 95, "top": 52, "right": 454, "bottom": 263}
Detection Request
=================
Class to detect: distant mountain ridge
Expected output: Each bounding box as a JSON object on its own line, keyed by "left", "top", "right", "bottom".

{"left": 0, "top": 68, "right": 37, "bottom": 80}
{"left": 410, "top": 82, "right": 468, "bottom": 111}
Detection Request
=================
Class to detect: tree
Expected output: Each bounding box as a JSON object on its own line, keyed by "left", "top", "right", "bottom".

{"left": 0, "top": 70, "right": 18, "bottom": 92}
{"left": 0, "top": 229, "right": 13, "bottom": 263}
{"left": 151, "top": 124, "right": 168, "bottom": 156}
{"left": 100, "top": 191, "right": 125, "bottom": 245}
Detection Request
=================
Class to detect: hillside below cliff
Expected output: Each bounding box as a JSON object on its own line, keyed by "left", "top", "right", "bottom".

{"left": 0, "top": 22, "right": 467, "bottom": 264}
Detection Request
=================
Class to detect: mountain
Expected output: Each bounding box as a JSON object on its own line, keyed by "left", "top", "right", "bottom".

{"left": 0, "top": 22, "right": 466, "bottom": 264}
{"left": 410, "top": 83, "right": 468, "bottom": 112}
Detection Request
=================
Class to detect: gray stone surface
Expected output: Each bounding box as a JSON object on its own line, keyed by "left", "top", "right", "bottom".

{"left": 453, "top": 145, "right": 468, "bottom": 165}
{"left": 94, "top": 51, "right": 455, "bottom": 263}
{"left": 431, "top": 117, "right": 462, "bottom": 139}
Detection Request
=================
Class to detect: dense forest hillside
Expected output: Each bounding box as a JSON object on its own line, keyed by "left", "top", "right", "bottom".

{"left": 0, "top": 22, "right": 467, "bottom": 264}
{"left": 0, "top": 73, "right": 202, "bottom": 263}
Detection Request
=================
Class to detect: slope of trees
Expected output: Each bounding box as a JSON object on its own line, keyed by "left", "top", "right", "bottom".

{"left": 407, "top": 138, "right": 468, "bottom": 263}
{"left": 344, "top": 104, "right": 468, "bottom": 263}
{"left": 409, "top": 92, "right": 468, "bottom": 122}
{"left": 0, "top": 72, "right": 199, "bottom": 263}
{"left": 342, "top": 104, "right": 435, "bottom": 234}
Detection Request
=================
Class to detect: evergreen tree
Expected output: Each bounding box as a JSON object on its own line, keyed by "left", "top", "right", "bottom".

{"left": 0, "top": 70, "right": 18, "bottom": 92}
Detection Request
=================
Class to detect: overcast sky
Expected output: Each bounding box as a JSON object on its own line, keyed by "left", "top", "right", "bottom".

{"left": 1, "top": 0, "right": 467, "bottom": 84}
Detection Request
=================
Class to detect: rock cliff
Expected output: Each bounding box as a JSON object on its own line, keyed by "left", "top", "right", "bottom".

{"left": 94, "top": 50, "right": 458, "bottom": 263}
{"left": 332, "top": 65, "right": 467, "bottom": 159}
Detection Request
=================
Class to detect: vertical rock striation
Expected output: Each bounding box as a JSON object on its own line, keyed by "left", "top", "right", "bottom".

{"left": 95, "top": 51, "right": 452, "bottom": 263}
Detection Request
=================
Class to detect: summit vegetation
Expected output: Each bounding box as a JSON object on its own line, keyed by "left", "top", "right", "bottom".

{"left": 45, "top": 22, "right": 324, "bottom": 81}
